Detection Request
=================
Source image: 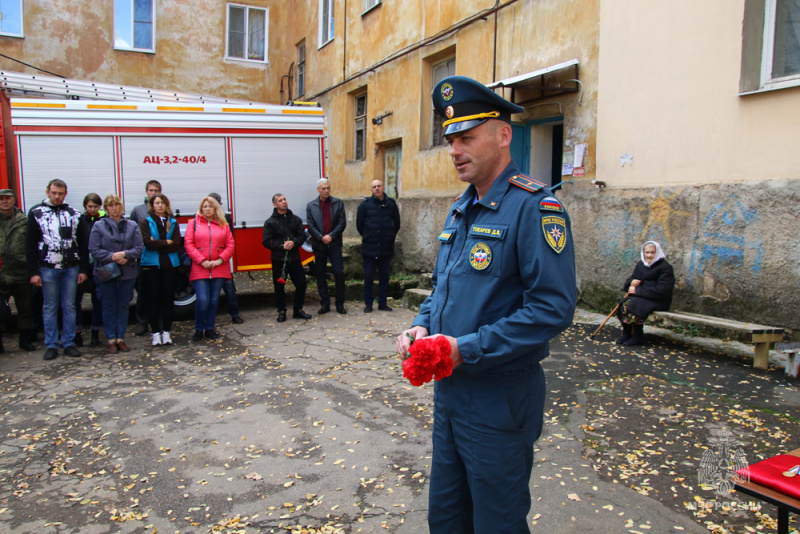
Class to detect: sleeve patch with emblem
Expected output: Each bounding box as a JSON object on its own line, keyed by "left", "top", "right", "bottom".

{"left": 542, "top": 215, "right": 567, "bottom": 254}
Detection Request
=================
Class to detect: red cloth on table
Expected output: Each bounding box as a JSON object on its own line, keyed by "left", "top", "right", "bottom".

{"left": 737, "top": 454, "right": 800, "bottom": 500}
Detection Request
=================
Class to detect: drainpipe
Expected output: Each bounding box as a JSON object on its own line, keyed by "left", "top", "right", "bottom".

{"left": 493, "top": 0, "right": 500, "bottom": 82}
{"left": 343, "top": 0, "right": 348, "bottom": 81}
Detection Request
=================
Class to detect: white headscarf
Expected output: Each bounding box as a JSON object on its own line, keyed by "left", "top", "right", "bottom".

{"left": 641, "top": 241, "right": 666, "bottom": 268}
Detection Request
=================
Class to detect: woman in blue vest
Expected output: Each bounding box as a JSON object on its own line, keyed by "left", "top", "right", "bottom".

{"left": 139, "top": 193, "right": 181, "bottom": 346}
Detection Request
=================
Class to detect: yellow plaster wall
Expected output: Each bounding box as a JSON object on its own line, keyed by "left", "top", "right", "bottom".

{"left": 596, "top": 0, "right": 800, "bottom": 186}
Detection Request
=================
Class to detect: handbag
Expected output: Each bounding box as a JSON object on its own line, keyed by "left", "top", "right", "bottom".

{"left": 95, "top": 261, "right": 122, "bottom": 283}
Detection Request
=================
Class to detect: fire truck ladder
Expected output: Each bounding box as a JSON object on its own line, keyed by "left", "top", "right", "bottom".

{"left": 0, "top": 70, "right": 260, "bottom": 104}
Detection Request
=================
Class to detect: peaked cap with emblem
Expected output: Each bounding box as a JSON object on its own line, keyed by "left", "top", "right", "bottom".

{"left": 432, "top": 75, "right": 524, "bottom": 136}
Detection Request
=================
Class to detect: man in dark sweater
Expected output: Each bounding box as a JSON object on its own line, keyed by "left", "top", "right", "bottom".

{"left": 262, "top": 194, "right": 311, "bottom": 323}
{"left": 356, "top": 180, "right": 400, "bottom": 313}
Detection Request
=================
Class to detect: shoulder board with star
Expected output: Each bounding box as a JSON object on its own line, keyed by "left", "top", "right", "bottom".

{"left": 509, "top": 175, "right": 547, "bottom": 193}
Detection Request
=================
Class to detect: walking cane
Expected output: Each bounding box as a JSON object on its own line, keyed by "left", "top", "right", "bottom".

{"left": 589, "top": 293, "right": 630, "bottom": 340}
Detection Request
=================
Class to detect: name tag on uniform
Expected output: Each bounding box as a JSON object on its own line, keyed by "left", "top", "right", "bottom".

{"left": 438, "top": 229, "right": 456, "bottom": 242}
{"left": 468, "top": 224, "right": 507, "bottom": 240}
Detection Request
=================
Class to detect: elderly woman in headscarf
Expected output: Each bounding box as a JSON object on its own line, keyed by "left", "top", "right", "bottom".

{"left": 616, "top": 241, "right": 675, "bottom": 346}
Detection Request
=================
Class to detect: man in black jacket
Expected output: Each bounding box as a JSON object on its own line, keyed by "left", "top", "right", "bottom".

{"left": 356, "top": 180, "right": 400, "bottom": 313}
{"left": 263, "top": 194, "right": 311, "bottom": 322}
{"left": 306, "top": 179, "right": 347, "bottom": 314}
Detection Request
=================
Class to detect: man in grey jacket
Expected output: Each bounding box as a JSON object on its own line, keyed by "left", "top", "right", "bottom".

{"left": 306, "top": 178, "right": 347, "bottom": 314}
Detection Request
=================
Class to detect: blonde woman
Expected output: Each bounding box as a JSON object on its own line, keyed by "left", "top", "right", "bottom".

{"left": 184, "top": 196, "right": 235, "bottom": 341}
{"left": 88, "top": 195, "right": 143, "bottom": 353}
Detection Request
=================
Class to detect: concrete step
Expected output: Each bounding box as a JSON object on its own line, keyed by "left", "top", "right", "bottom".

{"left": 403, "top": 288, "right": 432, "bottom": 311}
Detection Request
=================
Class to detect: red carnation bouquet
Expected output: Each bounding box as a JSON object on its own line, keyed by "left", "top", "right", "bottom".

{"left": 402, "top": 335, "right": 453, "bottom": 387}
{"left": 276, "top": 255, "right": 287, "bottom": 285}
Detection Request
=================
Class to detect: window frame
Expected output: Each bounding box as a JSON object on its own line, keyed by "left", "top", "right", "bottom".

{"left": 431, "top": 57, "right": 456, "bottom": 147}
{"left": 354, "top": 92, "right": 368, "bottom": 161}
{"left": 362, "top": 0, "right": 381, "bottom": 16}
{"left": 760, "top": 0, "right": 800, "bottom": 90}
{"left": 225, "top": 3, "right": 268, "bottom": 63}
{"left": 113, "top": 0, "right": 156, "bottom": 53}
{"left": 0, "top": 0, "right": 24, "bottom": 38}
{"left": 297, "top": 41, "right": 306, "bottom": 98}
{"left": 319, "top": 0, "right": 334, "bottom": 48}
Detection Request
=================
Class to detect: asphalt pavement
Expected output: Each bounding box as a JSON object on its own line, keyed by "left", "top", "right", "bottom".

{"left": 0, "top": 299, "right": 798, "bottom": 534}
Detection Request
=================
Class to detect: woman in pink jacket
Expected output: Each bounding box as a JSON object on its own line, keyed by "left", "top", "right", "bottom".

{"left": 185, "top": 196, "right": 235, "bottom": 341}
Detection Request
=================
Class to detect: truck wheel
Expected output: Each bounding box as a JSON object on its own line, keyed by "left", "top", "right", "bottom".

{"left": 174, "top": 267, "right": 196, "bottom": 315}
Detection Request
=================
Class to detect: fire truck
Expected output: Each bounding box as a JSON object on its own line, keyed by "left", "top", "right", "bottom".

{"left": 0, "top": 70, "right": 326, "bottom": 310}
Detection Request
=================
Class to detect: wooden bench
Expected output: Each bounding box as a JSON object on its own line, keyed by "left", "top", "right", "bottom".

{"left": 650, "top": 311, "right": 785, "bottom": 370}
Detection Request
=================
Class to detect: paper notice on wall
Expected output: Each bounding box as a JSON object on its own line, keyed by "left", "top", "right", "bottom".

{"left": 573, "top": 143, "right": 587, "bottom": 167}
{"left": 573, "top": 166, "right": 585, "bottom": 177}
{"left": 562, "top": 163, "right": 574, "bottom": 176}
{"left": 562, "top": 150, "right": 574, "bottom": 175}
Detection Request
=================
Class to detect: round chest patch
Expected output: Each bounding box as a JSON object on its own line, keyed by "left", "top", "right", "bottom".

{"left": 441, "top": 82, "right": 454, "bottom": 101}
{"left": 445, "top": 105, "right": 454, "bottom": 118}
{"left": 469, "top": 242, "right": 492, "bottom": 270}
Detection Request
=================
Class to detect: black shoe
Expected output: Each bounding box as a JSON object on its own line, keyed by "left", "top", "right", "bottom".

{"left": 90, "top": 329, "right": 101, "bottom": 347}
{"left": 624, "top": 324, "right": 645, "bottom": 346}
{"left": 277, "top": 310, "right": 287, "bottom": 323}
{"left": 363, "top": 305, "right": 373, "bottom": 313}
{"left": 192, "top": 330, "right": 204, "bottom": 341}
{"left": 134, "top": 322, "right": 149, "bottom": 336}
{"left": 0, "top": 335, "right": 4, "bottom": 354}
{"left": 232, "top": 315, "right": 245, "bottom": 324}
{"left": 616, "top": 324, "right": 633, "bottom": 345}
{"left": 18, "top": 330, "right": 36, "bottom": 352}
{"left": 64, "top": 346, "right": 82, "bottom": 358}
{"left": 378, "top": 304, "right": 393, "bottom": 312}
{"left": 293, "top": 310, "right": 312, "bottom": 320}
{"left": 74, "top": 331, "right": 84, "bottom": 347}
{"left": 318, "top": 305, "right": 330, "bottom": 315}
{"left": 204, "top": 329, "right": 220, "bottom": 340}
{"left": 336, "top": 305, "right": 347, "bottom": 314}
{"left": 43, "top": 348, "right": 59, "bottom": 360}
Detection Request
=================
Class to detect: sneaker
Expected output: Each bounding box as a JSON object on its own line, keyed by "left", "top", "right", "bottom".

{"left": 192, "top": 330, "right": 204, "bottom": 341}
{"left": 134, "top": 322, "right": 149, "bottom": 336}
{"left": 64, "top": 346, "right": 82, "bottom": 358}
{"left": 204, "top": 329, "right": 220, "bottom": 340}
{"left": 116, "top": 341, "right": 131, "bottom": 352}
{"left": 43, "top": 348, "right": 59, "bottom": 361}
{"left": 152, "top": 332, "right": 162, "bottom": 346}
{"left": 161, "top": 332, "right": 173, "bottom": 345}
{"left": 378, "top": 304, "right": 393, "bottom": 312}
{"left": 232, "top": 315, "right": 244, "bottom": 324}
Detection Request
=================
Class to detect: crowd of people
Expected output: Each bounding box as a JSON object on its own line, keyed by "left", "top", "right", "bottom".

{"left": 0, "top": 173, "right": 404, "bottom": 360}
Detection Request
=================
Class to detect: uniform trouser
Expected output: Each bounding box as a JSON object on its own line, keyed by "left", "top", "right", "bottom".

{"left": 272, "top": 258, "right": 307, "bottom": 311}
{"left": 312, "top": 244, "right": 344, "bottom": 308}
{"left": 40, "top": 266, "right": 79, "bottom": 349}
{"left": 362, "top": 255, "right": 392, "bottom": 306}
{"left": 0, "top": 281, "right": 35, "bottom": 331}
{"left": 428, "top": 365, "right": 546, "bottom": 534}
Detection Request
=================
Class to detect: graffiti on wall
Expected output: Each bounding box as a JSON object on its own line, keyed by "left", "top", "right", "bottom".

{"left": 631, "top": 189, "right": 691, "bottom": 242}
{"left": 688, "top": 193, "right": 763, "bottom": 282}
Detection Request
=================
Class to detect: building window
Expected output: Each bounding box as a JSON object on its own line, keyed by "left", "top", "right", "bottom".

{"left": 297, "top": 42, "right": 306, "bottom": 98}
{"left": 741, "top": 0, "right": 800, "bottom": 93}
{"left": 319, "top": 0, "right": 334, "bottom": 47}
{"left": 432, "top": 57, "right": 455, "bottom": 146}
{"left": 114, "top": 0, "right": 155, "bottom": 52}
{"left": 227, "top": 4, "right": 267, "bottom": 62}
{"left": 0, "top": 0, "right": 23, "bottom": 37}
{"left": 354, "top": 92, "right": 367, "bottom": 161}
{"left": 363, "top": 0, "right": 381, "bottom": 14}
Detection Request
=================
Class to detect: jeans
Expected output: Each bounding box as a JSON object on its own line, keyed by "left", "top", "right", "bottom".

{"left": 313, "top": 244, "right": 344, "bottom": 308}
{"left": 272, "top": 258, "right": 307, "bottom": 311}
{"left": 40, "top": 265, "right": 79, "bottom": 349}
{"left": 363, "top": 255, "right": 392, "bottom": 306}
{"left": 98, "top": 276, "right": 136, "bottom": 341}
{"left": 222, "top": 278, "right": 240, "bottom": 317}
{"left": 193, "top": 277, "right": 224, "bottom": 331}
